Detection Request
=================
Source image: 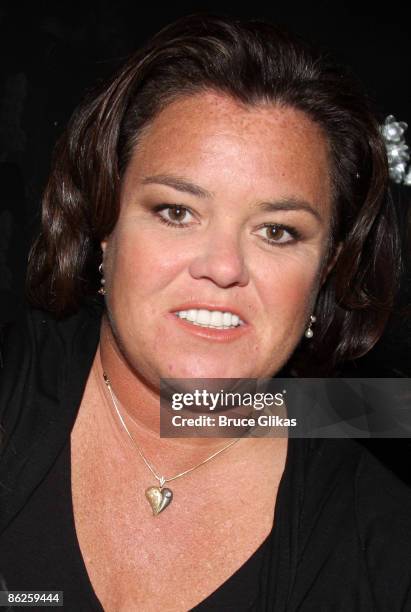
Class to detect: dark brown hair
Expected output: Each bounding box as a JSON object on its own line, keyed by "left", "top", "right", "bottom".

{"left": 26, "top": 14, "right": 402, "bottom": 374}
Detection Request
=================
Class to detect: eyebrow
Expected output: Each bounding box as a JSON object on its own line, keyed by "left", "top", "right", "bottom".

{"left": 141, "top": 175, "right": 213, "bottom": 199}
{"left": 257, "top": 198, "right": 322, "bottom": 223}
{"left": 141, "top": 174, "right": 322, "bottom": 222}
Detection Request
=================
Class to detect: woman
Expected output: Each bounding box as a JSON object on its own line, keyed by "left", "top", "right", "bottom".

{"left": 1, "top": 14, "right": 410, "bottom": 612}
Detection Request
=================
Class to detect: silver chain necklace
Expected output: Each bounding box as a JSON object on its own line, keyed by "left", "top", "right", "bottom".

{"left": 103, "top": 373, "right": 242, "bottom": 516}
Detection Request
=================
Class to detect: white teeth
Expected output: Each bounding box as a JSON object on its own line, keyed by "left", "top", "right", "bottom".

{"left": 210, "top": 311, "right": 223, "bottom": 326}
{"left": 223, "top": 312, "right": 231, "bottom": 326}
{"left": 197, "top": 309, "right": 211, "bottom": 325}
{"left": 174, "top": 309, "right": 244, "bottom": 329}
{"left": 187, "top": 309, "right": 197, "bottom": 322}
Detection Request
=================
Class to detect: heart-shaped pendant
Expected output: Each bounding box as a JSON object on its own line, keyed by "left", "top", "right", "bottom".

{"left": 145, "top": 486, "right": 173, "bottom": 516}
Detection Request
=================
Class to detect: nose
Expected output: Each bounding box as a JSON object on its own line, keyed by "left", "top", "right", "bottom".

{"left": 188, "top": 229, "right": 250, "bottom": 288}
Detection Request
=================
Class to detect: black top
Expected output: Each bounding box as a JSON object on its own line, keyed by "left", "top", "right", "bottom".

{"left": 1, "top": 435, "right": 269, "bottom": 611}
{"left": 1, "top": 303, "right": 411, "bottom": 611}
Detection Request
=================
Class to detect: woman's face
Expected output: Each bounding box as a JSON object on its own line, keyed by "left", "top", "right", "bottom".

{"left": 102, "top": 91, "right": 333, "bottom": 385}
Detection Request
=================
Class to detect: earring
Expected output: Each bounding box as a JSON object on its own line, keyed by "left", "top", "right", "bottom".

{"left": 304, "top": 314, "right": 316, "bottom": 338}
{"left": 98, "top": 262, "right": 106, "bottom": 295}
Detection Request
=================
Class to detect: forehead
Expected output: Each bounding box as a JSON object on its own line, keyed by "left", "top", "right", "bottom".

{"left": 124, "top": 90, "right": 332, "bottom": 216}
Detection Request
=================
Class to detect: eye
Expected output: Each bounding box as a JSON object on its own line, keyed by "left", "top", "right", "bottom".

{"left": 154, "top": 204, "right": 194, "bottom": 227}
{"left": 255, "top": 223, "right": 300, "bottom": 246}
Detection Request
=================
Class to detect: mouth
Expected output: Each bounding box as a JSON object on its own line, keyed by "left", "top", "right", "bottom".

{"left": 167, "top": 304, "right": 250, "bottom": 341}
{"left": 171, "top": 306, "right": 246, "bottom": 329}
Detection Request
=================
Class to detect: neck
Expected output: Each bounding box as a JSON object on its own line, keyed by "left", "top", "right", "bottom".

{"left": 97, "top": 315, "right": 246, "bottom": 455}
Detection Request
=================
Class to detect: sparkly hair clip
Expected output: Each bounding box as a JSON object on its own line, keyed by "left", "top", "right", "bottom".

{"left": 380, "top": 115, "right": 411, "bottom": 185}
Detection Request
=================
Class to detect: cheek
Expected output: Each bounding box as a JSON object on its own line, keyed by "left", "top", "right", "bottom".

{"left": 257, "top": 249, "right": 321, "bottom": 306}
{"left": 106, "top": 227, "right": 182, "bottom": 298}
{"left": 278, "top": 267, "right": 318, "bottom": 307}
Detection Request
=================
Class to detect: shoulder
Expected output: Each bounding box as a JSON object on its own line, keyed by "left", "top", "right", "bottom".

{"left": 296, "top": 439, "right": 411, "bottom": 608}
{"left": 0, "top": 299, "right": 103, "bottom": 360}
{"left": 355, "top": 441, "right": 411, "bottom": 607}
{"left": 0, "top": 300, "right": 102, "bottom": 451}
{"left": 0, "top": 299, "right": 103, "bottom": 369}
{"left": 310, "top": 438, "right": 411, "bottom": 542}
{"left": 0, "top": 300, "right": 103, "bottom": 530}
{"left": 355, "top": 441, "right": 411, "bottom": 552}
{"left": 0, "top": 300, "right": 102, "bottom": 389}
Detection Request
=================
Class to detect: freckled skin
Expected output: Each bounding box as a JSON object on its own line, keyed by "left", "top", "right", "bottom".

{"left": 71, "top": 93, "right": 338, "bottom": 608}
{"left": 100, "top": 90, "right": 334, "bottom": 394}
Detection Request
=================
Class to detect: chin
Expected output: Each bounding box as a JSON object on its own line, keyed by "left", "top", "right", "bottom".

{"left": 160, "top": 360, "right": 244, "bottom": 380}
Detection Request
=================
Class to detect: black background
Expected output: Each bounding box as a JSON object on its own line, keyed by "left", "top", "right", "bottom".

{"left": 0, "top": 2, "right": 410, "bottom": 473}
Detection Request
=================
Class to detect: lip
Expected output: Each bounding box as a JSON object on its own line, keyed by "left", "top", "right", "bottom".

{"left": 166, "top": 313, "right": 250, "bottom": 342}
{"left": 170, "top": 303, "right": 249, "bottom": 324}
{"left": 166, "top": 303, "right": 251, "bottom": 343}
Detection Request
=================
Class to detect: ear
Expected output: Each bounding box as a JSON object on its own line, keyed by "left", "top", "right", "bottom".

{"left": 320, "top": 242, "right": 343, "bottom": 286}
{"left": 101, "top": 239, "right": 108, "bottom": 255}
